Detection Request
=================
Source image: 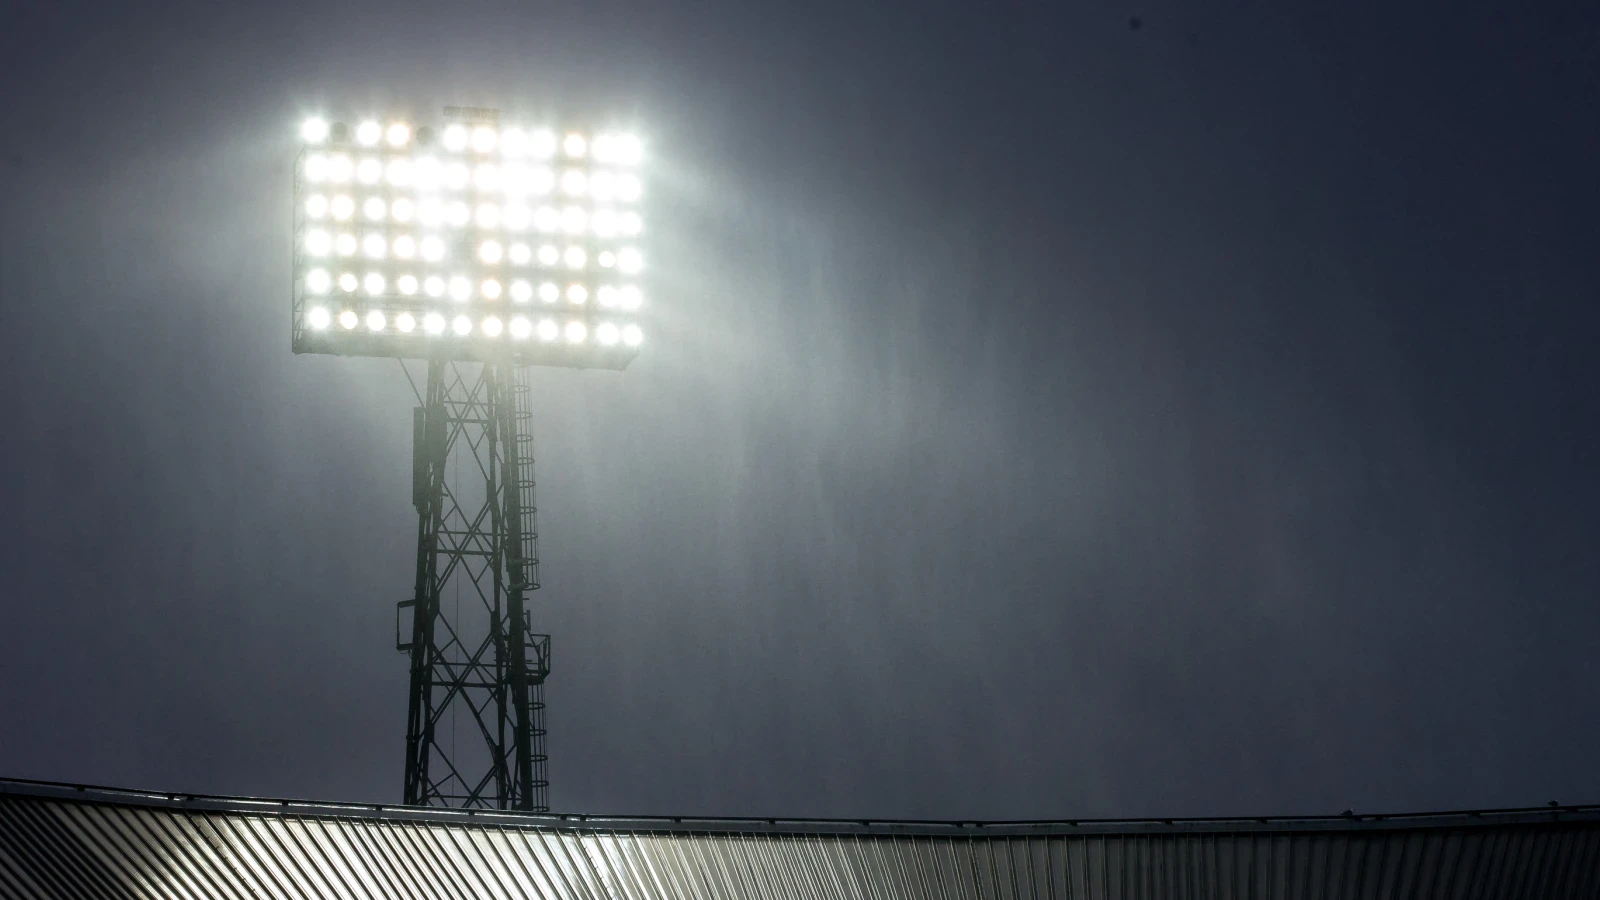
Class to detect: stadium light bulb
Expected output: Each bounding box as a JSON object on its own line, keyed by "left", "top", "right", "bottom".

{"left": 366, "top": 309, "right": 386, "bottom": 331}
{"left": 471, "top": 126, "right": 498, "bottom": 153}
{"left": 396, "top": 312, "right": 417, "bottom": 333}
{"left": 619, "top": 211, "right": 642, "bottom": 236}
{"left": 307, "top": 306, "right": 331, "bottom": 329}
{"left": 565, "top": 320, "right": 587, "bottom": 342}
{"left": 560, "top": 169, "right": 587, "bottom": 196}
{"left": 442, "top": 124, "right": 469, "bottom": 152}
{"left": 566, "top": 284, "right": 588, "bottom": 304}
{"left": 306, "top": 269, "right": 332, "bottom": 294}
{"left": 475, "top": 203, "right": 501, "bottom": 229}
{"left": 530, "top": 166, "right": 555, "bottom": 195}
{"left": 392, "top": 235, "right": 416, "bottom": 259}
{"left": 305, "top": 154, "right": 329, "bottom": 183}
{"left": 331, "top": 195, "right": 355, "bottom": 221}
{"left": 591, "top": 209, "right": 617, "bottom": 238}
{"left": 327, "top": 154, "right": 353, "bottom": 183}
{"left": 391, "top": 198, "right": 415, "bottom": 224}
{"left": 448, "top": 276, "right": 472, "bottom": 302}
{"left": 305, "top": 194, "right": 329, "bottom": 219}
{"left": 363, "top": 233, "right": 386, "bottom": 258}
{"left": 386, "top": 122, "right": 410, "bottom": 147}
{"left": 446, "top": 202, "right": 470, "bottom": 228}
{"left": 501, "top": 128, "right": 528, "bottom": 158}
{"left": 481, "top": 315, "right": 504, "bottom": 337}
{"left": 538, "top": 282, "right": 559, "bottom": 304}
{"left": 616, "top": 133, "right": 643, "bottom": 165}
{"left": 564, "top": 246, "right": 587, "bottom": 269}
{"left": 509, "top": 316, "right": 532, "bottom": 339}
{"left": 616, "top": 173, "right": 641, "bottom": 202}
{"left": 537, "top": 318, "right": 559, "bottom": 340}
{"left": 588, "top": 171, "right": 615, "bottom": 202}
{"left": 398, "top": 274, "right": 419, "bottom": 295}
{"left": 424, "top": 276, "right": 446, "bottom": 298}
{"left": 423, "top": 311, "right": 446, "bottom": 334}
{"left": 356, "top": 158, "right": 382, "bottom": 184}
{"left": 479, "top": 240, "right": 503, "bottom": 264}
{"left": 597, "top": 285, "right": 618, "bottom": 307}
{"left": 563, "top": 133, "right": 587, "bottom": 158}
{"left": 622, "top": 323, "right": 643, "bottom": 346}
{"left": 414, "top": 157, "right": 443, "bottom": 190}
{"left": 339, "top": 309, "right": 359, "bottom": 329}
{"left": 301, "top": 117, "right": 330, "bottom": 144}
{"left": 363, "top": 197, "right": 387, "bottom": 221}
{"left": 618, "top": 248, "right": 643, "bottom": 273}
{"left": 537, "top": 245, "right": 559, "bottom": 267}
{"left": 533, "top": 206, "right": 559, "bottom": 232}
{"left": 386, "top": 158, "right": 414, "bottom": 187}
{"left": 474, "top": 163, "right": 501, "bottom": 191}
{"left": 504, "top": 204, "right": 532, "bottom": 232}
{"left": 417, "top": 198, "right": 444, "bottom": 227}
{"left": 510, "top": 280, "right": 533, "bottom": 303}
{"left": 335, "top": 233, "right": 357, "bottom": 257}
{"left": 481, "top": 279, "right": 503, "bottom": 300}
{"left": 356, "top": 120, "right": 382, "bottom": 146}
{"left": 420, "top": 236, "right": 445, "bottom": 262}
{"left": 445, "top": 162, "right": 471, "bottom": 190}
{"left": 452, "top": 315, "right": 472, "bottom": 336}
{"left": 619, "top": 285, "right": 642, "bottom": 310}
{"left": 305, "top": 229, "right": 332, "bottom": 256}
{"left": 501, "top": 163, "right": 530, "bottom": 195}
{"left": 508, "top": 242, "right": 531, "bottom": 265}
{"left": 597, "top": 322, "right": 620, "bottom": 345}
{"left": 364, "top": 272, "right": 386, "bottom": 295}
{"left": 561, "top": 206, "right": 587, "bottom": 234}
{"left": 598, "top": 250, "right": 616, "bottom": 268}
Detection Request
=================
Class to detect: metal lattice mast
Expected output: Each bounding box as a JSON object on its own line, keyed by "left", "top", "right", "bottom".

{"left": 400, "top": 359, "right": 549, "bottom": 810}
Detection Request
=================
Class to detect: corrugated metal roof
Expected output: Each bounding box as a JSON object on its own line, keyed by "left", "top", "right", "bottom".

{"left": 1, "top": 778, "right": 1597, "bottom": 898}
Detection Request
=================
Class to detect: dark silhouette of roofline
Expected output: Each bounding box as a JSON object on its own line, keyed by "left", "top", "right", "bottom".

{"left": 4, "top": 775, "right": 1596, "bottom": 837}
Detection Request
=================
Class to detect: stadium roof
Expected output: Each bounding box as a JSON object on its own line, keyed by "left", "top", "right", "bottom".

{"left": 2, "top": 778, "right": 1597, "bottom": 898}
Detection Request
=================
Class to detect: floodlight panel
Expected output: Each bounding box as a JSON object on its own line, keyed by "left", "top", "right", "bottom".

{"left": 292, "top": 115, "right": 647, "bottom": 370}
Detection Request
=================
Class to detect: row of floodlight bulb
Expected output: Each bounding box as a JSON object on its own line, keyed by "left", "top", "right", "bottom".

{"left": 301, "top": 118, "right": 642, "bottom": 164}
{"left": 303, "top": 230, "right": 643, "bottom": 273}
{"left": 303, "top": 193, "right": 642, "bottom": 237}
{"left": 306, "top": 307, "right": 643, "bottom": 345}
{"left": 304, "top": 155, "right": 641, "bottom": 202}
{"left": 304, "top": 268, "right": 643, "bottom": 308}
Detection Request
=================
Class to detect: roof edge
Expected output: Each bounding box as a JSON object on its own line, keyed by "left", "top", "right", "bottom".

{"left": 3, "top": 775, "right": 1597, "bottom": 837}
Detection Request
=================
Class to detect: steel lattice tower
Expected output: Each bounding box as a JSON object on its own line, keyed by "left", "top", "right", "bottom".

{"left": 398, "top": 359, "right": 549, "bottom": 810}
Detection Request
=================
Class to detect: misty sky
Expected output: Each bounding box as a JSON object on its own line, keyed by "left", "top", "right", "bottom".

{"left": 1, "top": 0, "right": 1598, "bottom": 821}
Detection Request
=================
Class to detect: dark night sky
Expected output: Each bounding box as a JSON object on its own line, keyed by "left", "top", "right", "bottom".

{"left": 1, "top": 0, "right": 1598, "bottom": 821}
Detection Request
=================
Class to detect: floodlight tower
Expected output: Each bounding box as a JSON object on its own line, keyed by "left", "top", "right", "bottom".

{"left": 290, "top": 109, "right": 647, "bottom": 811}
